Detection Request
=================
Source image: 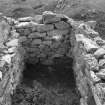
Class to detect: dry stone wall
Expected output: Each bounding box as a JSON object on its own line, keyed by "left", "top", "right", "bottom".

{"left": 0, "top": 11, "right": 105, "bottom": 105}
{"left": 72, "top": 19, "right": 105, "bottom": 105}
{"left": 0, "top": 17, "right": 24, "bottom": 105}
{"left": 14, "top": 11, "right": 72, "bottom": 65}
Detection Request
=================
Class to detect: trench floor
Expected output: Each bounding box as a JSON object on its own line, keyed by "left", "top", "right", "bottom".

{"left": 12, "top": 57, "right": 80, "bottom": 105}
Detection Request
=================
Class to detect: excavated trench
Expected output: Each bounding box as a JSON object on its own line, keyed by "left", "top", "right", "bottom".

{"left": 11, "top": 57, "right": 80, "bottom": 105}
{"left": 1, "top": 11, "right": 103, "bottom": 105}
{"left": 10, "top": 12, "right": 81, "bottom": 105}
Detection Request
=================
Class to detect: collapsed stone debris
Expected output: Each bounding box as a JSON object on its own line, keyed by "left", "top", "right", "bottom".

{"left": 0, "top": 11, "right": 105, "bottom": 105}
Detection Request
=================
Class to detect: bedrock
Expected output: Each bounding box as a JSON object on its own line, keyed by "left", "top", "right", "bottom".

{"left": 0, "top": 11, "right": 105, "bottom": 105}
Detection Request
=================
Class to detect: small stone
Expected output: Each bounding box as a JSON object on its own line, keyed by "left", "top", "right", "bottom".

{"left": 6, "top": 39, "right": 18, "bottom": 47}
{"left": 26, "top": 47, "right": 39, "bottom": 53}
{"left": 94, "top": 36, "right": 105, "bottom": 46}
{"left": 41, "top": 59, "right": 53, "bottom": 65}
{"left": 18, "top": 47, "right": 26, "bottom": 56}
{"left": 17, "top": 28, "right": 30, "bottom": 36}
{"left": 0, "top": 73, "right": 10, "bottom": 94}
{"left": 31, "top": 39, "right": 42, "bottom": 45}
{"left": 89, "top": 33, "right": 99, "bottom": 38}
{"left": 99, "top": 59, "right": 105, "bottom": 69}
{"left": 0, "top": 71, "right": 2, "bottom": 80}
{"left": 37, "top": 24, "right": 54, "bottom": 32}
{"left": 18, "top": 36, "right": 27, "bottom": 43}
{"left": 23, "top": 28, "right": 31, "bottom": 36}
{"left": 54, "top": 21, "right": 70, "bottom": 29}
{"left": 15, "top": 22, "right": 30, "bottom": 28}
{"left": 90, "top": 71, "right": 101, "bottom": 82}
{"left": 52, "top": 54, "right": 63, "bottom": 58}
{"left": 80, "top": 98, "right": 87, "bottom": 105}
{"left": 95, "top": 83, "right": 105, "bottom": 101}
{"left": 0, "top": 60, "right": 5, "bottom": 68}
{"left": 42, "top": 11, "right": 61, "bottom": 24}
{"left": 50, "top": 41, "right": 61, "bottom": 49}
{"left": 94, "top": 48, "right": 105, "bottom": 59}
{"left": 86, "top": 21, "right": 96, "bottom": 29}
{"left": 38, "top": 44, "right": 45, "bottom": 49}
{"left": 38, "top": 53, "right": 46, "bottom": 58}
{"left": 56, "top": 47, "right": 66, "bottom": 55}
{"left": 28, "top": 32, "right": 46, "bottom": 39}
{"left": 33, "top": 15, "right": 42, "bottom": 23}
{"left": 2, "top": 54, "right": 15, "bottom": 64}
{"left": 42, "top": 41, "right": 52, "bottom": 46}
{"left": 18, "top": 17, "right": 33, "bottom": 22}
{"left": 78, "top": 23, "right": 98, "bottom": 36}
{"left": 29, "top": 53, "right": 37, "bottom": 57}
{"left": 37, "top": 32, "right": 46, "bottom": 37}
{"left": 28, "top": 57, "right": 39, "bottom": 64}
{"left": 84, "top": 54, "right": 99, "bottom": 71}
{"left": 31, "top": 26, "right": 37, "bottom": 32}
{"left": 75, "top": 34, "right": 99, "bottom": 53}
{"left": 28, "top": 33, "right": 36, "bottom": 38}
{"left": 8, "top": 47, "right": 16, "bottom": 53}
{"left": 47, "top": 29, "right": 69, "bottom": 37}
{"left": 95, "top": 83, "right": 105, "bottom": 89}
{"left": 0, "top": 21, "right": 10, "bottom": 45}
{"left": 45, "top": 36, "right": 52, "bottom": 40}
{"left": 52, "top": 35, "right": 62, "bottom": 41}
{"left": 15, "top": 22, "right": 38, "bottom": 28}
{"left": 96, "top": 69, "right": 105, "bottom": 79}
{"left": 22, "top": 39, "right": 31, "bottom": 46}
{"left": 11, "top": 30, "right": 20, "bottom": 38}
{"left": 96, "top": 40, "right": 105, "bottom": 46}
{"left": 16, "top": 28, "right": 24, "bottom": 34}
{"left": 0, "top": 48, "right": 8, "bottom": 54}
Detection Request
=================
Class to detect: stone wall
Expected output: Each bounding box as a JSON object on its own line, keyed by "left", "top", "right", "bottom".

{"left": 0, "top": 11, "right": 105, "bottom": 105}
{"left": 14, "top": 11, "right": 72, "bottom": 65}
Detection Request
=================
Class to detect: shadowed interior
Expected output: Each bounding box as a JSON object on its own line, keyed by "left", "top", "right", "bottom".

{"left": 11, "top": 57, "right": 80, "bottom": 105}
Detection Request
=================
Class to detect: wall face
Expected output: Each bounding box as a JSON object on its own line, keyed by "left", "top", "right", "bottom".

{"left": 15, "top": 13, "right": 72, "bottom": 65}
{"left": 71, "top": 19, "right": 105, "bottom": 105}
{"left": 0, "top": 11, "right": 105, "bottom": 105}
